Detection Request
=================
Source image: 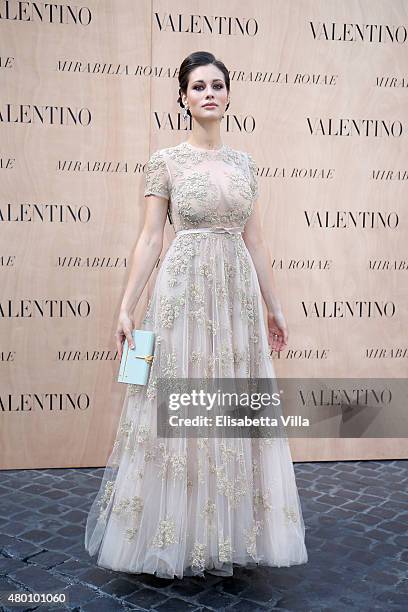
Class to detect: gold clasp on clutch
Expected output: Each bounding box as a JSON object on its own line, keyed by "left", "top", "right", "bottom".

{"left": 134, "top": 354, "right": 154, "bottom": 364}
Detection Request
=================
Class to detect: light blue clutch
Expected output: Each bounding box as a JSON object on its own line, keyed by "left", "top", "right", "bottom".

{"left": 117, "top": 329, "right": 155, "bottom": 386}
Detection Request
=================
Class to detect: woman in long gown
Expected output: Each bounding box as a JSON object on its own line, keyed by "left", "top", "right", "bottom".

{"left": 84, "top": 51, "right": 308, "bottom": 579}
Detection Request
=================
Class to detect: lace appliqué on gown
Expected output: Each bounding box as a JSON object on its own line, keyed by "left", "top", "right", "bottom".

{"left": 84, "top": 141, "right": 308, "bottom": 579}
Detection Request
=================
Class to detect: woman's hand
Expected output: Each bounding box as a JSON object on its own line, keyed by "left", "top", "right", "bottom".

{"left": 115, "top": 310, "right": 135, "bottom": 361}
{"left": 267, "top": 309, "right": 289, "bottom": 353}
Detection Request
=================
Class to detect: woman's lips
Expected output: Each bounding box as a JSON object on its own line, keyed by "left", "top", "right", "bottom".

{"left": 203, "top": 104, "right": 217, "bottom": 108}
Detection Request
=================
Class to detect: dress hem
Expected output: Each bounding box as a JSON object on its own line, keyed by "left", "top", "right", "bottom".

{"left": 86, "top": 548, "right": 309, "bottom": 580}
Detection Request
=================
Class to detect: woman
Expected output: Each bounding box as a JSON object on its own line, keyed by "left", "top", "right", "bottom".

{"left": 84, "top": 51, "right": 308, "bottom": 579}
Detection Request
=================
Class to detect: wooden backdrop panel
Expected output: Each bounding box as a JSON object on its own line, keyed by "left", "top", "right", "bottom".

{"left": 1, "top": 0, "right": 407, "bottom": 468}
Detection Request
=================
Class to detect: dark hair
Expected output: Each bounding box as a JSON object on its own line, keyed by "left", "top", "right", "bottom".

{"left": 177, "top": 51, "right": 230, "bottom": 118}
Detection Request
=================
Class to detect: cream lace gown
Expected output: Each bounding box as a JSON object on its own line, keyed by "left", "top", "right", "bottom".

{"left": 84, "top": 141, "right": 308, "bottom": 578}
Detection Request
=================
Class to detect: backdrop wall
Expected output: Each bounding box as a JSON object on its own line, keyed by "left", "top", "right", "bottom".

{"left": 1, "top": 0, "right": 407, "bottom": 468}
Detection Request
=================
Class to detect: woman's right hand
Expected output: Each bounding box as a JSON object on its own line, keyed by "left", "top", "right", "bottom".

{"left": 115, "top": 311, "right": 135, "bottom": 361}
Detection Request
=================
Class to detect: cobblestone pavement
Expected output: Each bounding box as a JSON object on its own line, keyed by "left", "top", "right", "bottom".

{"left": 0, "top": 460, "right": 407, "bottom": 611}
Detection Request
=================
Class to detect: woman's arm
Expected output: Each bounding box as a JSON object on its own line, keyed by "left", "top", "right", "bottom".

{"left": 115, "top": 195, "right": 168, "bottom": 356}
{"left": 242, "top": 203, "right": 288, "bottom": 351}
{"left": 242, "top": 204, "right": 283, "bottom": 316}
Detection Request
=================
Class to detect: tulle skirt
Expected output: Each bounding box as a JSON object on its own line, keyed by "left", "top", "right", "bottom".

{"left": 84, "top": 231, "right": 308, "bottom": 578}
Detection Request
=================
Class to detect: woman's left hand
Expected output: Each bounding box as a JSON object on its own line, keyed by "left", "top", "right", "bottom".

{"left": 267, "top": 309, "right": 289, "bottom": 353}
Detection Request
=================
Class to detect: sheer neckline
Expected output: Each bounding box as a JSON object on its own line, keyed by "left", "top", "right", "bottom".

{"left": 181, "top": 141, "right": 226, "bottom": 153}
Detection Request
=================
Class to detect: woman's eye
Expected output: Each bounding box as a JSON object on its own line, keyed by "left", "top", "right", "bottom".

{"left": 193, "top": 84, "right": 223, "bottom": 90}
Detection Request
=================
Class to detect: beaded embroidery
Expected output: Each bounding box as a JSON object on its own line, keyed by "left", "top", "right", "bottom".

{"left": 85, "top": 142, "right": 307, "bottom": 575}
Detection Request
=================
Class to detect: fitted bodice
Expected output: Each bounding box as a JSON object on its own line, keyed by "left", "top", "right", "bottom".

{"left": 143, "top": 141, "right": 259, "bottom": 233}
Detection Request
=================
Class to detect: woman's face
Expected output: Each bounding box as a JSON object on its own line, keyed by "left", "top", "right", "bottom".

{"left": 182, "top": 64, "right": 229, "bottom": 122}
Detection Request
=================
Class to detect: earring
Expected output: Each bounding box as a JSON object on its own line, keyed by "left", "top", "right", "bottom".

{"left": 182, "top": 104, "right": 189, "bottom": 122}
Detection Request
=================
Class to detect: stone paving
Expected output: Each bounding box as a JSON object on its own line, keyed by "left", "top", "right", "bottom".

{"left": 0, "top": 460, "right": 407, "bottom": 611}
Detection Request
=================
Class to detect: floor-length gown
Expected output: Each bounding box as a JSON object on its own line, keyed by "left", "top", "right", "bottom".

{"left": 84, "top": 141, "right": 308, "bottom": 579}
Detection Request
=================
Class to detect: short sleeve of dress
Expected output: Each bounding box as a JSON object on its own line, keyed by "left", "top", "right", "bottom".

{"left": 144, "top": 150, "right": 170, "bottom": 200}
{"left": 246, "top": 152, "right": 259, "bottom": 202}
